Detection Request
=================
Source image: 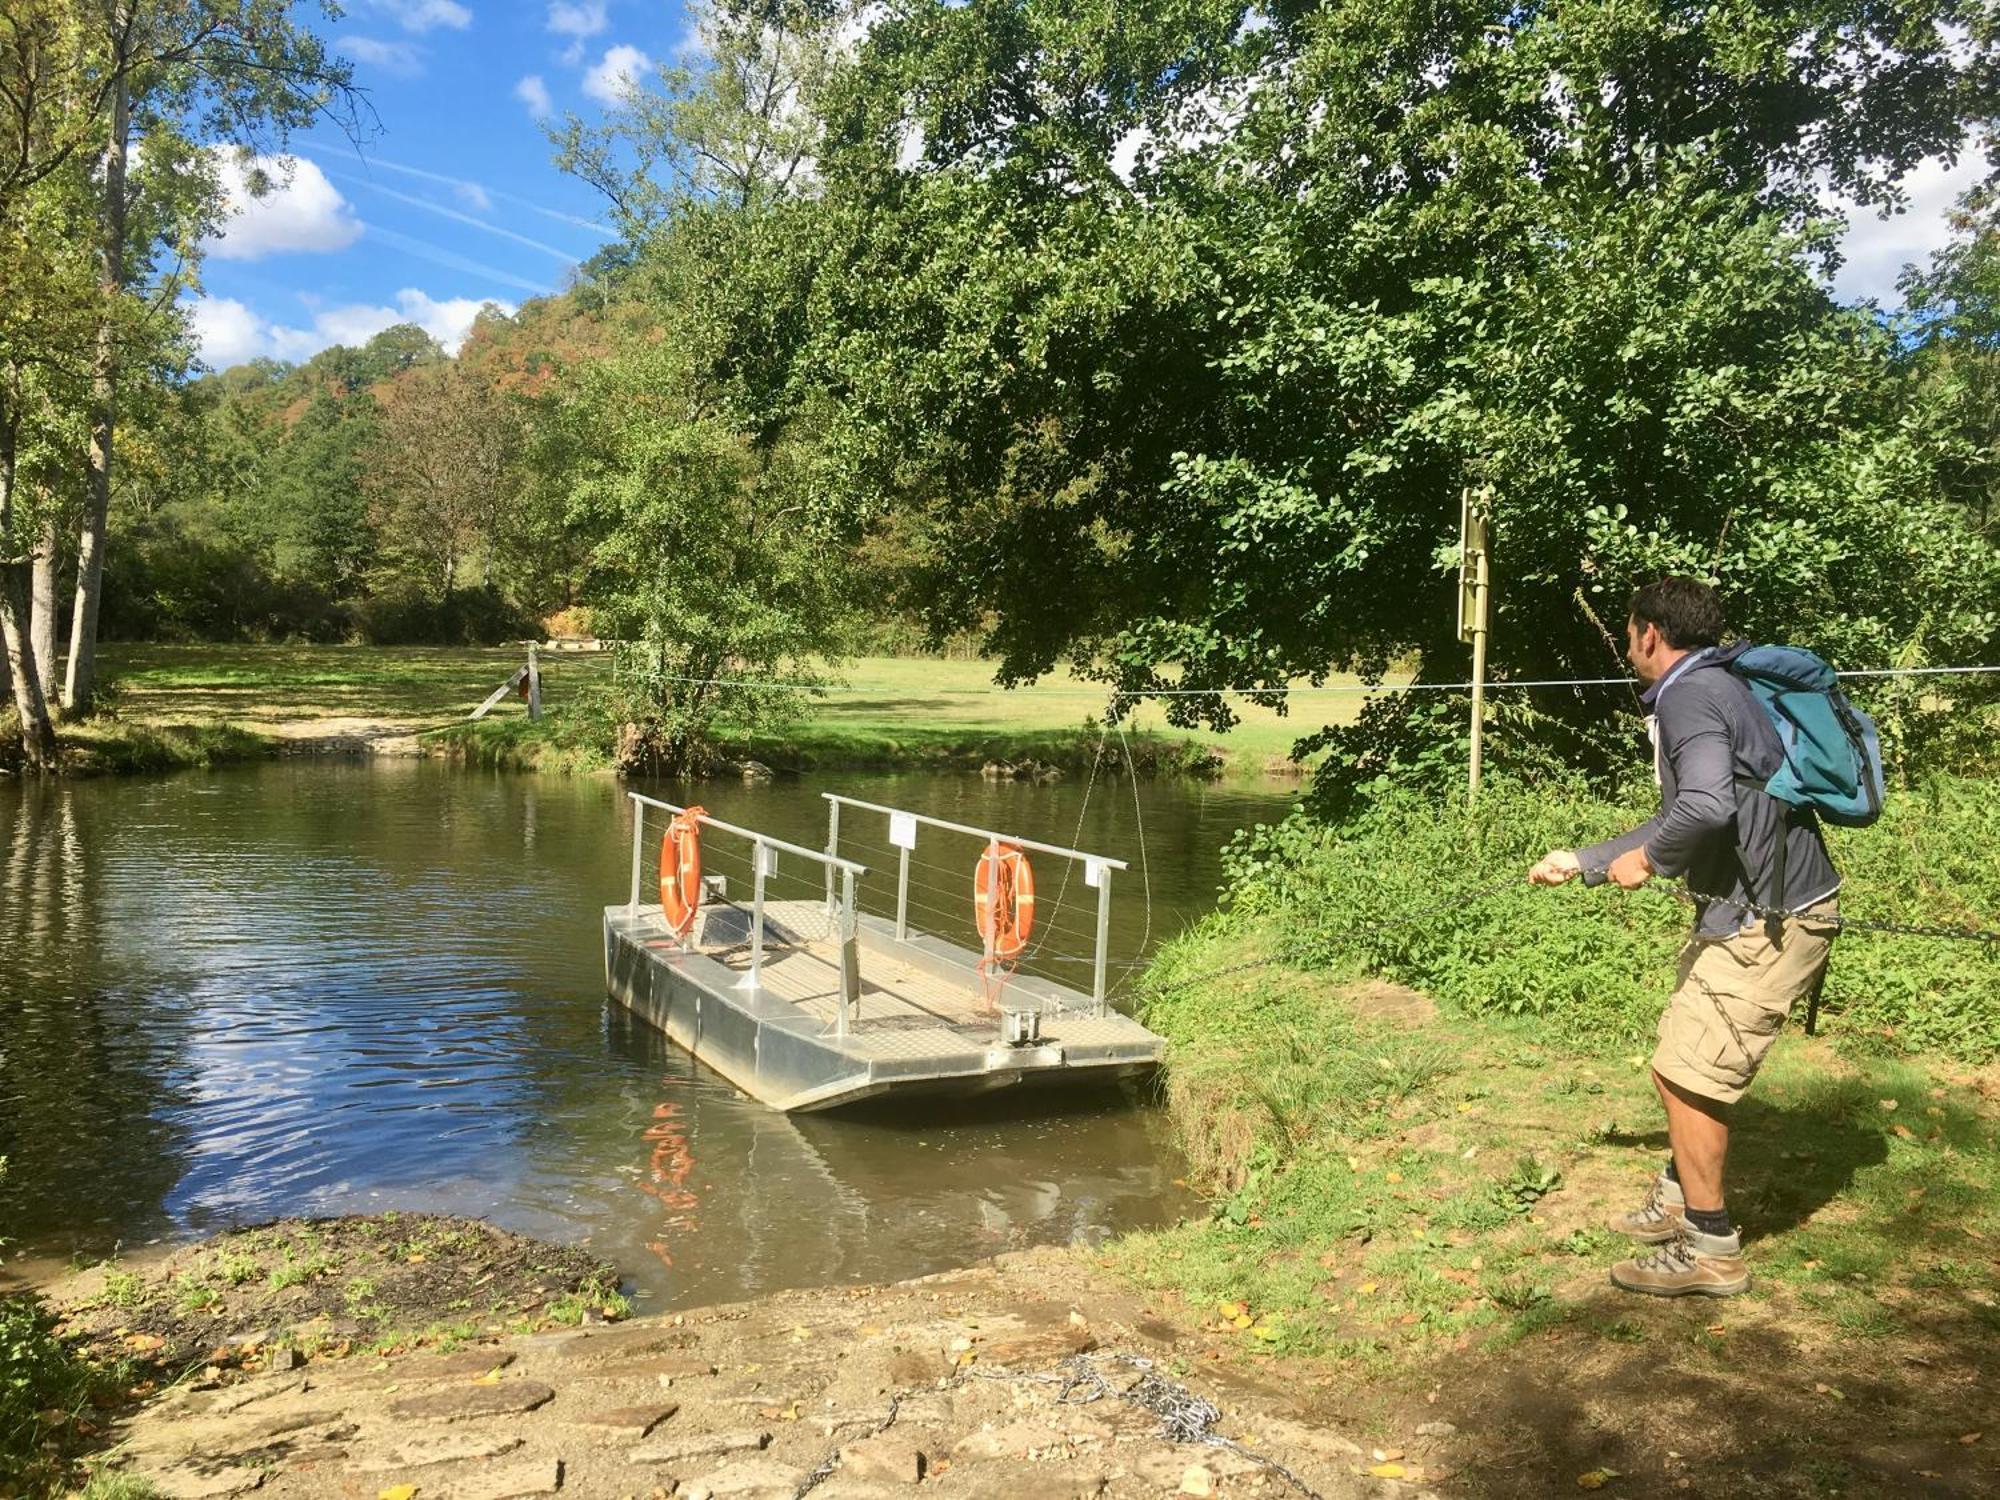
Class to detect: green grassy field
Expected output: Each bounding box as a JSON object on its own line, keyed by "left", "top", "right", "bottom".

{"left": 1119, "top": 919, "right": 2000, "bottom": 1498}
{"left": 96, "top": 644, "right": 1379, "bottom": 775}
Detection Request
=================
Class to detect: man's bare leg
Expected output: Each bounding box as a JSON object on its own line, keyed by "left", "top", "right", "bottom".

{"left": 1655, "top": 1068, "right": 1729, "bottom": 1213}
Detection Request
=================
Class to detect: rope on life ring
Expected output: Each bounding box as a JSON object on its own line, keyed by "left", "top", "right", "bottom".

{"left": 973, "top": 839, "right": 1036, "bottom": 965}
{"left": 659, "top": 805, "right": 706, "bottom": 939}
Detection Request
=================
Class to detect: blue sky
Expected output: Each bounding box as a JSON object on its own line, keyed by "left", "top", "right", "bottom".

{"left": 189, "top": 2, "right": 1990, "bottom": 371}
{"left": 191, "top": 1, "right": 677, "bottom": 367}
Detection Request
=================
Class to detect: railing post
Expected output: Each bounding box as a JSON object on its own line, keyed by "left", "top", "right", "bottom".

{"left": 628, "top": 796, "right": 644, "bottom": 913}
{"left": 741, "top": 839, "right": 770, "bottom": 993}
{"left": 824, "top": 800, "right": 841, "bottom": 916}
{"left": 838, "top": 866, "right": 860, "bottom": 1037}
{"left": 895, "top": 844, "right": 910, "bottom": 942}
{"left": 1092, "top": 863, "right": 1112, "bottom": 1016}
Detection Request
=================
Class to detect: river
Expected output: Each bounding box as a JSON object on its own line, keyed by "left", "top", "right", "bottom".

{"left": 0, "top": 762, "right": 1293, "bottom": 1311}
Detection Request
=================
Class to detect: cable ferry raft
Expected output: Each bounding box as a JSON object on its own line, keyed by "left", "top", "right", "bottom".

{"left": 602, "top": 792, "right": 1166, "bottom": 1111}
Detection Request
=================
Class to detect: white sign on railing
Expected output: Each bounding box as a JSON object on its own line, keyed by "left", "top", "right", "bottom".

{"left": 1084, "top": 857, "right": 1106, "bottom": 888}
{"left": 889, "top": 812, "right": 918, "bottom": 850}
{"left": 757, "top": 844, "right": 780, "bottom": 877}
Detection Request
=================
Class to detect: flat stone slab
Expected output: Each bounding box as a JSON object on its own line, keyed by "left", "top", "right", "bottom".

{"left": 839, "top": 1436, "right": 925, "bottom": 1484}
{"left": 683, "top": 1457, "right": 806, "bottom": 1499}
{"left": 147, "top": 1464, "right": 267, "bottom": 1499}
{"left": 433, "top": 1457, "right": 565, "bottom": 1500}
{"left": 340, "top": 1349, "right": 518, "bottom": 1389}
{"left": 346, "top": 1434, "right": 526, "bottom": 1473}
{"left": 388, "top": 1381, "right": 556, "bottom": 1423}
{"left": 546, "top": 1325, "right": 700, "bottom": 1362}
{"left": 573, "top": 1402, "right": 678, "bottom": 1438}
{"left": 628, "top": 1429, "right": 772, "bottom": 1464}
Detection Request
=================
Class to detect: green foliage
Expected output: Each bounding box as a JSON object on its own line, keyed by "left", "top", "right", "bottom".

{"left": 1213, "top": 775, "right": 2000, "bottom": 1059}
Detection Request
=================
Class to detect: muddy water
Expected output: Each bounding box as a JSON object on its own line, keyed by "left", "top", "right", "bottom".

{"left": 0, "top": 762, "right": 1293, "bottom": 1309}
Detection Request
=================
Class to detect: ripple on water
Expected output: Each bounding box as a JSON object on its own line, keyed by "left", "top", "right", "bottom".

{"left": 0, "top": 762, "right": 1289, "bottom": 1301}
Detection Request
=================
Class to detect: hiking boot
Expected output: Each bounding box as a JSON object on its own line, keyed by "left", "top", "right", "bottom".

{"left": 1609, "top": 1169, "right": 1686, "bottom": 1243}
{"left": 1610, "top": 1225, "right": 1749, "bottom": 1298}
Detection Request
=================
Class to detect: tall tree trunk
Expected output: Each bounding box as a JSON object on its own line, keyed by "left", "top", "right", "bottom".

{"left": 0, "top": 406, "right": 59, "bottom": 771}
{"left": 64, "top": 59, "right": 128, "bottom": 717}
{"left": 29, "top": 513, "right": 58, "bottom": 708}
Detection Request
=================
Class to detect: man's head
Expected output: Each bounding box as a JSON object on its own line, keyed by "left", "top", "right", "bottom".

{"left": 1626, "top": 576, "right": 1724, "bottom": 686}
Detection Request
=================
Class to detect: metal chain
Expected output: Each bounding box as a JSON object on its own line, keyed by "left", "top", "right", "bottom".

{"left": 1141, "top": 867, "right": 2000, "bottom": 1004}
{"left": 1660, "top": 883, "right": 2000, "bottom": 945}
{"left": 1138, "top": 874, "right": 1524, "bottom": 998}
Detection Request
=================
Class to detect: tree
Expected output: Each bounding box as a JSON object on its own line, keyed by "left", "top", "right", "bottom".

{"left": 63, "top": 0, "right": 358, "bottom": 716}
{"left": 368, "top": 358, "right": 519, "bottom": 601}
{"left": 771, "top": 0, "right": 1999, "bottom": 792}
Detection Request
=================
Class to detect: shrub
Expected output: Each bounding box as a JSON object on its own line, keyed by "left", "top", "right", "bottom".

{"left": 1213, "top": 774, "right": 2000, "bottom": 1060}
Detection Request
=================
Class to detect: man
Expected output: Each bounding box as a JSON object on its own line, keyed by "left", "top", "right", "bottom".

{"left": 1529, "top": 577, "right": 1839, "bottom": 1297}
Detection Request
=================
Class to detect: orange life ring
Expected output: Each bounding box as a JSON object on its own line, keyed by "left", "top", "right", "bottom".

{"left": 659, "top": 806, "right": 705, "bottom": 938}
{"left": 973, "top": 840, "right": 1036, "bottom": 964}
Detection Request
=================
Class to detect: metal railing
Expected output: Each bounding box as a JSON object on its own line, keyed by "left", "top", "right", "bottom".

{"left": 627, "top": 792, "right": 871, "bottom": 1036}
{"left": 820, "top": 793, "right": 1130, "bottom": 1014}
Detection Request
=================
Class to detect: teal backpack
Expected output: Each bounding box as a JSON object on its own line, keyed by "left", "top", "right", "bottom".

{"left": 1724, "top": 644, "right": 1885, "bottom": 828}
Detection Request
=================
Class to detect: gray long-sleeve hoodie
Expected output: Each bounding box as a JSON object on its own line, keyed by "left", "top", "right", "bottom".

{"left": 1578, "top": 644, "right": 1839, "bottom": 940}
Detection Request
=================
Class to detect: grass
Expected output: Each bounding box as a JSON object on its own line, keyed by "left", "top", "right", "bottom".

{"left": 93, "top": 643, "right": 1379, "bottom": 777}
{"left": 1112, "top": 912, "right": 2000, "bottom": 1498}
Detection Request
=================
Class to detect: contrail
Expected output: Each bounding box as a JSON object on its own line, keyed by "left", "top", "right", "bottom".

{"left": 299, "top": 146, "right": 616, "bottom": 236}
{"left": 364, "top": 225, "right": 559, "bottom": 297}
{"left": 324, "top": 168, "right": 583, "bottom": 264}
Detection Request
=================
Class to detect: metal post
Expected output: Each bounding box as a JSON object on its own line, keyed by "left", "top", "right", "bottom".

{"left": 1092, "top": 864, "right": 1112, "bottom": 1015}
{"left": 895, "top": 844, "right": 910, "bottom": 942}
{"left": 837, "top": 867, "right": 860, "bottom": 1036}
{"left": 824, "top": 801, "right": 841, "bottom": 916}
{"left": 742, "top": 840, "right": 769, "bottom": 993}
{"left": 1458, "top": 486, "right": 1493, "bottom": 803}
{"left": 628, "top": 800, "right": 644, "bottom": 912}
{"left": 527, "top": 642, "right": 542, "bottom": 721}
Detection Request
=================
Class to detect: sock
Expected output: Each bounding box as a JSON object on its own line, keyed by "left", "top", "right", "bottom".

{"left": 1663, "top": 1157, "right": 1680, "bottom": 1185}
{"left": 1684, "top": 1204, "right": 1733, "bottom": 1238}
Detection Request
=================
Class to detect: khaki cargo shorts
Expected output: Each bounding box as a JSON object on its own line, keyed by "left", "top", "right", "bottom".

{"left": 1653, "top": 901, "right": 1837, "bottom": 1105}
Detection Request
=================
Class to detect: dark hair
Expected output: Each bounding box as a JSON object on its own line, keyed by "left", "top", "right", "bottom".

{"left": 1628, "top": 576, "right": 1724, "bottom": 650}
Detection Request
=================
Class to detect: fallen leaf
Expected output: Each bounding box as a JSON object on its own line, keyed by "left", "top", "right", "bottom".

{"left": 1386, "top": 1172, "right": 1404, "bottom": 1184}
{"left": 1231, "top": 1314, "right": 1254, "bottom": 1330}
{"left": 124, "top": 1334, "right": 165, "bottom": 1353}
{"left": 1215, "top": 1301, "right": 1246, "bottom": 1321}
{"left": 1704, "top": 1324, "right": 1726, "bottom": 1336}
{"left": 1359, "top": 1282, "right": 1379, "bottom": 1295}
{"left": 1813, "top": 1383, "right": 1845, "bottom": 1400}
{"left": 1346, "top": 1157, "right": 1362, "bottom": 1172}
{"left": 470, "top": 1373, "right": 503, "bottom": 1386}
{"left": 1366, "top": 1463, "right": 1406, "bottom": 1479}
{"left": 1962, "top": 1432, "right": 1983, "bottom": 1445}
{"left": 1892, "top": 1124, "right": 1915, "bottom": 1140}
{"left": 1577, "top": 1468, "right": 1619, "bottom": 1490}
{"left": 378, "top": 1486, "right": 418, "bottom": 1500}
{"left": 1372, "top": 1447, "right": 1405, "bottom": 1462}
{"left": 1879, "top": 1098, "right": 1899, "bottom": 1112}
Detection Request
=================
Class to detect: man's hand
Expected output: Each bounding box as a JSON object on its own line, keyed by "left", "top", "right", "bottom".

{"left": 1528, "top": 849, "right": 1581, "bottom": 886}
{"left": 1606, "top": 846, "right": 1654, "bottom": 889}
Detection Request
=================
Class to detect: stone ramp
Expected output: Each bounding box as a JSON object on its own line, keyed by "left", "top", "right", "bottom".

{"left": 99, "top": 1250, "right": 1400, "bottom": 1500}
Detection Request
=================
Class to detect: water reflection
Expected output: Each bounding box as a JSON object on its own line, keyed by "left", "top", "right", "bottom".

{"left": 0, "top": 762, "right": 1291, "bottom": 1303}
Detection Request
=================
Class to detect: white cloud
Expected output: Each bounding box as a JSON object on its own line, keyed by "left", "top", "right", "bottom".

{"left": 1830, "top": 146, "right": 1990, "bottom": 307}
{"left": 515, "top": 74, "right": 554, "bottom": 120}
{"left": 205, "top": 154, "right": 364, "bottom": 261}
{"left": 375, "top": 0, "right": 471, "bottom": 33}
{"left": 548, "top": 2, "right": 607, "bottom": 40}
{"left": 192, "top": 288, "right": 513, "bottom": 369}
{"left": 455, "top": 180, "right": 493, "bottom": 214}
{"left": 189, "top": 297, "right": 270, "bottom": 368}
{"left": 549, "top": 1, "right": 607, "bottom": 64}
{"left": 342, "top": 36, "right": 425, "bottom": 78}
{"left": 583, "top": 44, "right": 651, "bottom": 106}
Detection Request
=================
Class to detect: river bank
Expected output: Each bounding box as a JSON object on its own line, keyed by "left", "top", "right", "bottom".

{"left": 19, "top": 1231, "right": 1410, "bottom": 1500}
{"left": 1, "top": 645, "right": 1351, "bottom": 780}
